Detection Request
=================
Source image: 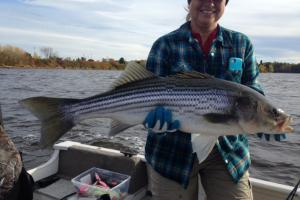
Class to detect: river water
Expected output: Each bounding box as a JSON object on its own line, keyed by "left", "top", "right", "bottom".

{"left": 0, "top": 68, "right": 299, "bottom": 186}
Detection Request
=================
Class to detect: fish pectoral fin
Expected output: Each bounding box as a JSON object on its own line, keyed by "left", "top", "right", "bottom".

{"left": 109, "top": 120, "right": 133, "bottom": 137}
{"left": 203, "top": 113, "right": 236, "bottom": 123}
{"left": 191, "top": 134, "right": 218, "bottom": 163}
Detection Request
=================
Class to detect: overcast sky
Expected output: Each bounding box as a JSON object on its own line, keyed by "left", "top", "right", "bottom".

{"left": 0, "top": 0, "right": 300, "bottom": 63}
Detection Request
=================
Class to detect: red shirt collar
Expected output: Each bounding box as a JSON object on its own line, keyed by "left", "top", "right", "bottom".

{"left": 192, "top": 26, "right": 219, "bottom": 58}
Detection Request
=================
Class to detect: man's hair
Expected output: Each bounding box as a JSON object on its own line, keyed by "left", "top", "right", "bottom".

{"left": 187, "top": 0, "right": 229, "bottom": 4}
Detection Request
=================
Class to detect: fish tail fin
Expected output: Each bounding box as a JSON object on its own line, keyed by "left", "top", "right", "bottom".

{"left": 20, "top": 97, "right": 79, "bottom": 148}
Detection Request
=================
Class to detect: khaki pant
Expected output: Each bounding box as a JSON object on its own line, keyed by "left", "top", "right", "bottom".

{"left": 147, "top": 147, "right": 253, "bottom": 200}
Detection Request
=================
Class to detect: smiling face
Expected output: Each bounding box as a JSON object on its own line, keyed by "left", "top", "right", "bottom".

{"left": 189, "top": 0, "right": 226, "bottom": 31}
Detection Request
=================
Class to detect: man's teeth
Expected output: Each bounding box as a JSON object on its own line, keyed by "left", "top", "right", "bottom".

{"left": 201, "top": 10, "right": 214, "bottom": 14}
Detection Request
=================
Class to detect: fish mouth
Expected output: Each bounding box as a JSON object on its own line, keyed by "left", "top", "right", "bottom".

{"left": 276, "top": 116, "right": 293, "bottom": 133}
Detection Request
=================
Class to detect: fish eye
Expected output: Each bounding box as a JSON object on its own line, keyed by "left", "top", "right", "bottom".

{"left": 272, "top": 108, "right": 279, "bottom": 117}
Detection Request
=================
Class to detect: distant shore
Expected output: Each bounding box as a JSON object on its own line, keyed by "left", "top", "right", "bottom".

{"left": 0, "top": 45, "right": 146, "bottom": 71}
{"left": 0, "top": 58, "right": 147, "bottom": 71}
{"left": 1, "top": 62, "right": 300, "bottom": 73}
{"left": 0, "top": 45, "right": 299, "bottom": 73}
{"left": 0, "top": 59, "right": 135, "bottom": 71}
{"left": 0, "top": 64, "right": 126, "bottom": 70}
{"left": 1, "top": 63, "right": 300, "bottom": 73}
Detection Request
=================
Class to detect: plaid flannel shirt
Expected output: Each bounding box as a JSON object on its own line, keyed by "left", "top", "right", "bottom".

{"left": 145, "top": 21, "right": 264, "bottom": 188}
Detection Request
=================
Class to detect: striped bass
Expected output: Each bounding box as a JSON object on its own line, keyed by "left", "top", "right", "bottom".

{"left": 20, "top": 62, "right": 293, "bottom": 161}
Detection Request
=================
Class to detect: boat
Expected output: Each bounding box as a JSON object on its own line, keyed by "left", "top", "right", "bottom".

{"left": 28, "top": 140, "right": 300, "bottom": 200}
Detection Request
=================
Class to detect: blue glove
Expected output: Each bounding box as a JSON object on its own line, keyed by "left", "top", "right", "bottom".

{"left": 144, "top": 106, "right": 180, "bottom": 133}
{"left": 257, "top": 133, "right": 287, "bottom": 142}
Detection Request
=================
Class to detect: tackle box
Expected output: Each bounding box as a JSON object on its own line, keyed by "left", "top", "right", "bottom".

{"left": 71, "top": 167, "right": 131, "bottom": 200}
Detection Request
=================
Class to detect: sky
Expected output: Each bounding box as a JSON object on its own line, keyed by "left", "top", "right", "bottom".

{"left": 0, "top": 0, "right": 300, "bottom": 63}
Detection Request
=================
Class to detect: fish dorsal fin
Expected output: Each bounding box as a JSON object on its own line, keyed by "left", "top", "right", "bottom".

{"left": 171, "top": 71, "right": 214, "bottom": 79}
{"left": 111, "top": 61, "right": 156, "bottom": 89}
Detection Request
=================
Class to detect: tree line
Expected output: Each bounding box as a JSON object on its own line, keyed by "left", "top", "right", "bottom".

{"left": 258, "top": 60, "right": 300, "bottom": 73}
{"left": 0, "top": 45, "right": 299, "bottom": 72}
{"left": 0, "top": 45, "right": 140, "bottom": 70}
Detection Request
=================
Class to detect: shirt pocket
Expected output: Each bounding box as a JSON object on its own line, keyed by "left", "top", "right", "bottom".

{"left": 224, "top": 57, "right": 244, "bottom": 83}
{"left": 224, "top": 69, "right": 243, "bottom": 83}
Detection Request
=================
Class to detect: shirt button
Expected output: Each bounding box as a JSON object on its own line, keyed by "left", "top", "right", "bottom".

{"left": 225, "top": 159, "right": 229, "bottom": 164}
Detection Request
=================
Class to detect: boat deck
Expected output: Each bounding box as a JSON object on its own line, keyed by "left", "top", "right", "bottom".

{"left": 34, "top": 178, "right": 75, "bottom": 200}
{"left": 33, "top": 176, "right": 300, "bottom": 200}
{"left": 33, "top": 177, "right": 150, "bottom": 200}
{"left": 31, "top": 142, "right": 149, "bottom": 200}
{"left": 30, "top": 141, "right": 300, "bottom": 200}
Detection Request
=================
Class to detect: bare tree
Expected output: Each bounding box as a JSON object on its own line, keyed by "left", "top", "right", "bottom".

{"left": 40, "top": 47, "right": 57, "bottom": 59}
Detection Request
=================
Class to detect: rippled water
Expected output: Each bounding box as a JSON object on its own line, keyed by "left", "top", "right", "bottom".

{"left": 0, "top": 69, "right": 299, "bottom": 186}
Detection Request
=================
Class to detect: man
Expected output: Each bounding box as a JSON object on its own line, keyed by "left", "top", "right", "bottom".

{"left": 144, "top": 0, "right": 285, "bottom": 199}
{"left": 0, "top": 106, "right": 34, "bottom": 200}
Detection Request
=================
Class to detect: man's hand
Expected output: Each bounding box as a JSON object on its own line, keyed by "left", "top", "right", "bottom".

{"left": 144, "top": 106, "right": 180, "bottom": 133}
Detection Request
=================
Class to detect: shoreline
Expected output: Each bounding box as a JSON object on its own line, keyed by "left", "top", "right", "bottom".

{"left": 1, "top": 66, "right": 299, "bottom": 73}
{"left": 0, "top": 65, "right": 123, "bottom": 70}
